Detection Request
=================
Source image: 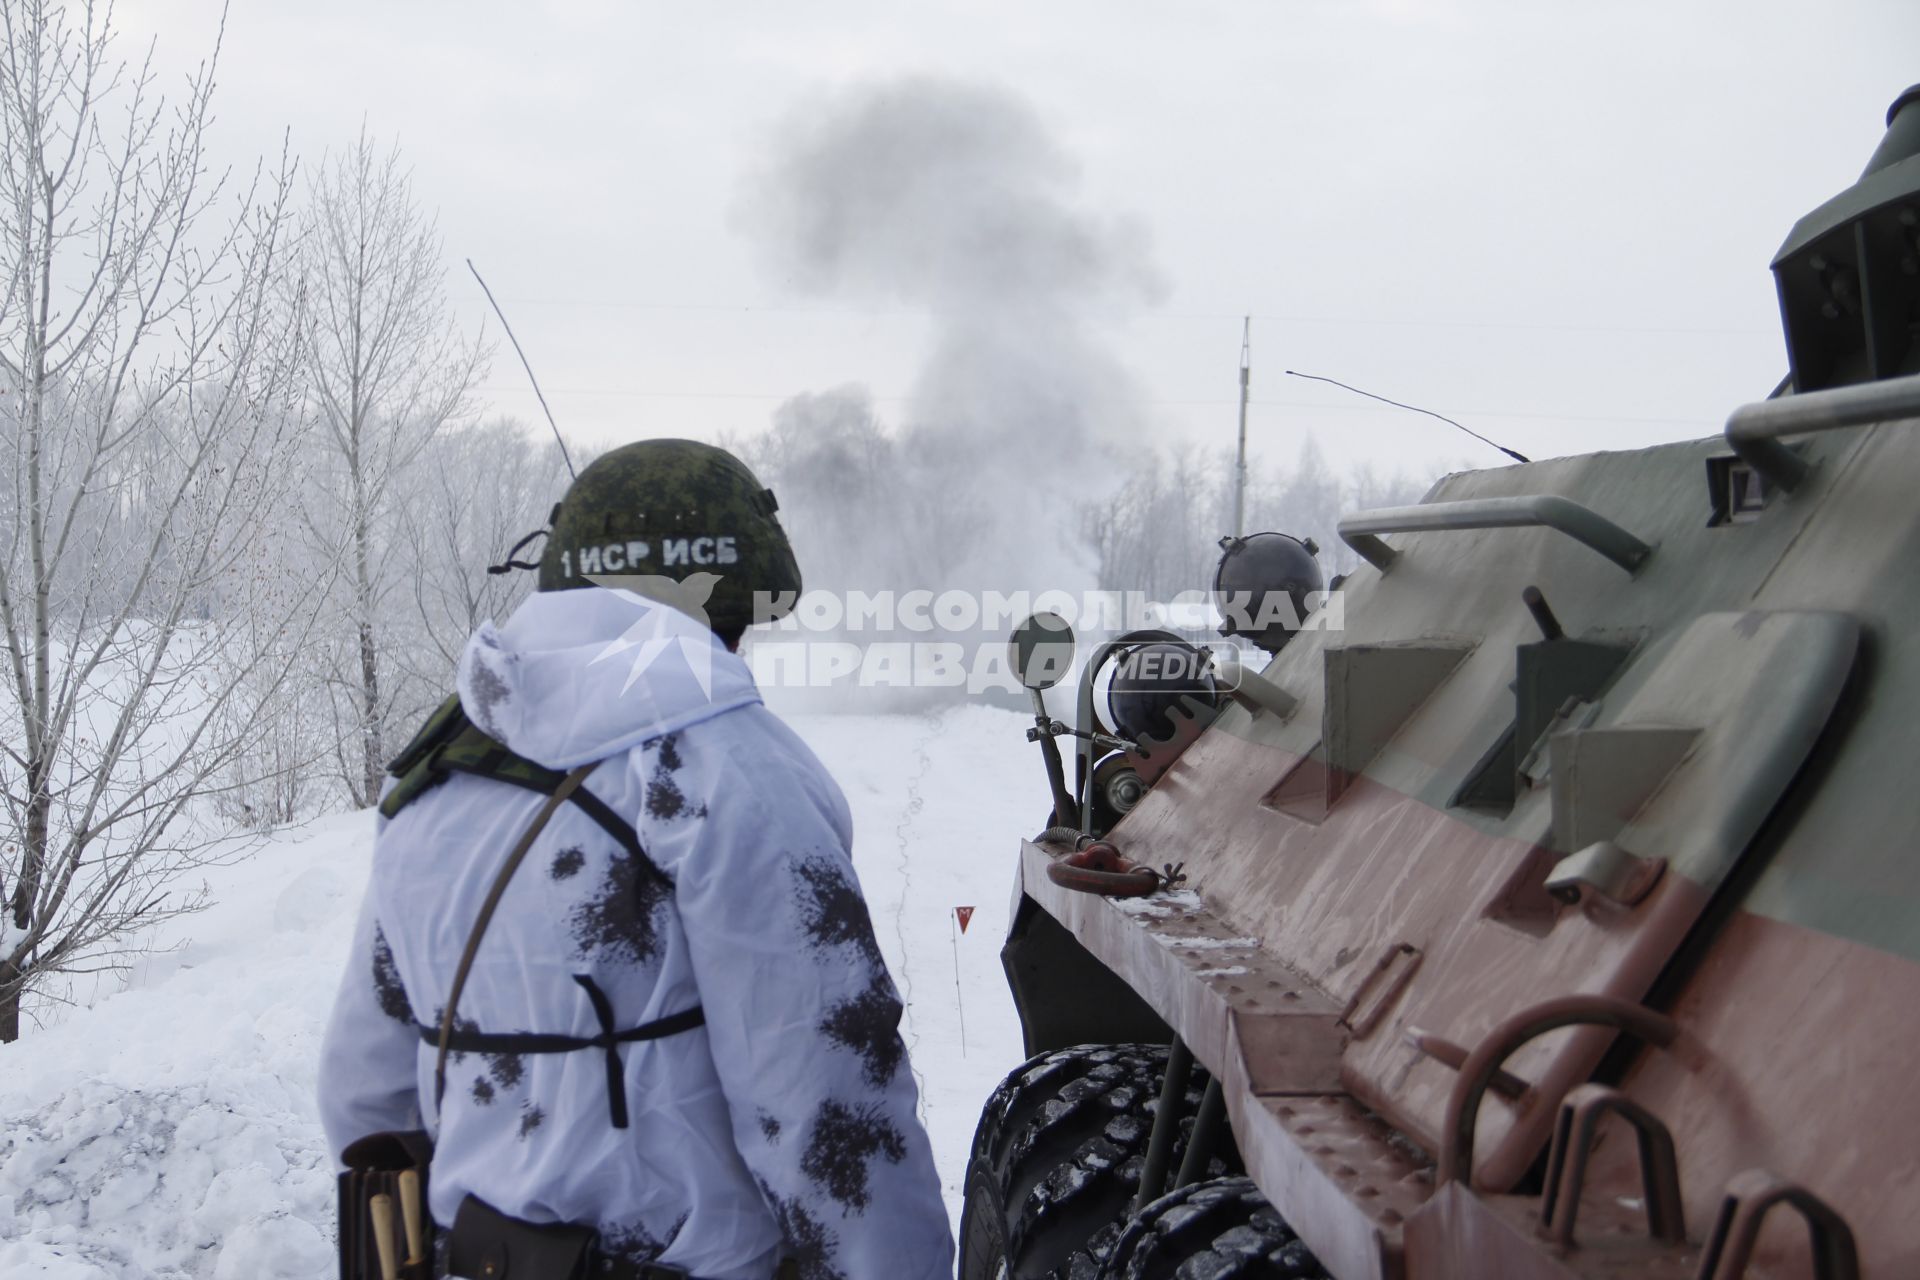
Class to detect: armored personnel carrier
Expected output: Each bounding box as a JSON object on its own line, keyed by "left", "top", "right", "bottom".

{"left": 960, "top": 85, "right": 1920, "bottom": 1280}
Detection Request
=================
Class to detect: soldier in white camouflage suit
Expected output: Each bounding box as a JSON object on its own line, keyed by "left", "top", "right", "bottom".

{"left": 318, "top": 440, "right": 953, "bottom": 1280}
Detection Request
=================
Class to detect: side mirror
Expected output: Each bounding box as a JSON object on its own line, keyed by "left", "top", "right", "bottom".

{"left": 1009, "top": 612, "right": 1076, "bottom": 690}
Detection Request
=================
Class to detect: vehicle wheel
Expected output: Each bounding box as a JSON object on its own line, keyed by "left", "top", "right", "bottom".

{"left": 1096, "top": 1176, "right": 1329, "bottom": 1280}
{"left": 959, "top": 1044, "right": 1236, "bottom": 1280}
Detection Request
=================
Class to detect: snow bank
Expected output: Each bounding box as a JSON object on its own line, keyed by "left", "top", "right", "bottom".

{"left": 0, "top": 812, "right": 369, "bottom": 1278}
{"left": 0, "top": 707, "right": 1049, "bottom": 1276}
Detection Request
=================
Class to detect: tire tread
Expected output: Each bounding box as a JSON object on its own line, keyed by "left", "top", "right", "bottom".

{"left": 1097, "top": 1177, "right": 1330, "bottom": 1280}
{"left": 959, "top": 1044, "right": 1235, "bottom": 1280}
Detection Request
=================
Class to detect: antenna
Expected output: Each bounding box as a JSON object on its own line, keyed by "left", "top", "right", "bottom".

{"left": 467, "top": 259, "right": 576, "bottom": 479}
{"left": 1232, "top": 316, "right": 1251, "bottom": 537}
{"left": 1283, "top": 370, "right": 1530, "bottom": 464}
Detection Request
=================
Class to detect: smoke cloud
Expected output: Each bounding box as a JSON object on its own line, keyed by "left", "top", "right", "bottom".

{"left": 737, "top": 77, "right": 1165, "bottom": 614}
{"left": 745, "top": 78, "right": 1160, "bottom": 312}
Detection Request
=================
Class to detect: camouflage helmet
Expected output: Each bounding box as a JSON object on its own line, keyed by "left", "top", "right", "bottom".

{"left": 538, "top": 439, "right": 801, "bottom": 631}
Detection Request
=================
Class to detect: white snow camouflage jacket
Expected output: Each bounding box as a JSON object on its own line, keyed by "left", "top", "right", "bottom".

{"left": 318, "top": 588, "right": 954, "bottom": 1280}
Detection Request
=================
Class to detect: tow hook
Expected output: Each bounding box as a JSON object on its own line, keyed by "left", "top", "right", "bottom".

{"left": 1046, "top": 842, "right": 1188, "bottom": 897}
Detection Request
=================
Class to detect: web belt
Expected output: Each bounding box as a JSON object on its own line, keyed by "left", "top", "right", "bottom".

{"left": 420, "top": 974, "right": 705, "bottom": 1129}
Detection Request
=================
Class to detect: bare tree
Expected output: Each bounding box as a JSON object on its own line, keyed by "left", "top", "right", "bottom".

{"left": 0, "top": 0, "right": 322, "bottom": 1041}
{"left": 392, "top": 416, "right": 575, "bottom": 686}
{"left": 296, "top": 128, "right": 483, "bottom": 806}
{"left": 1077, "top": 436, "right": 1436, "bottom": 596}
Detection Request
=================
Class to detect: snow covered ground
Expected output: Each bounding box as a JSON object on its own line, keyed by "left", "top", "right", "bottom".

{"left": 0, "top": 704, "right": 1051, "bottom": 1278}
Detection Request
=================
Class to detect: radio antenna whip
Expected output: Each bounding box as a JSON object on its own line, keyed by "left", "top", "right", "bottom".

{"left": 1284, "top": 369, "right": 1530, "bottom": 464}
{"left": 467, "top": 259, "right": 576, "bottom": 479}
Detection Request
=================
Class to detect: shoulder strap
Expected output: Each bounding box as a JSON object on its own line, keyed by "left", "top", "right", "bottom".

{"left": 437, "top": 727, "right": 569, "bottom": 794}
{"left": 434, "top": 762, "right": 598, "bottom": 1114}
{"left": 436, "top": 729, "right": 669, "bottom": 892}
{"left": 378, "top": 695, "right": 470, "bottom": 820}
{"left": 389, "top": 694, "right": 467, "bottom": 777}
{"left": 380, "top": 697, "right": 577, "bottom": 820}
{"left": 381, "top": 704, "right": 668, "bottom": 889}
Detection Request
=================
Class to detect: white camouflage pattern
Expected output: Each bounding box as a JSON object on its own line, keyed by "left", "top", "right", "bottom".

{"left": 317, "top": 588, "right": 953, "bottom": 1280}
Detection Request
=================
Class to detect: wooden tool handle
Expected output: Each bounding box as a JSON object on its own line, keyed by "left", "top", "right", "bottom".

{"left": 370, "top": 1193, "right": 401, "bottom": 1280}
{"left": 396, "top": 1169, "right": 426, "bottom": 1265}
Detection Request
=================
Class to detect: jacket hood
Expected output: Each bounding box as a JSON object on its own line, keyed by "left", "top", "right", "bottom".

{"left": 455, "top": 588, "right": 762, "bottom": 770}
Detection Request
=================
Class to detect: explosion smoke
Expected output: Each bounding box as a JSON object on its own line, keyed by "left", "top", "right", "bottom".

{"left": 738, "top": 77, "right": 1165, "bottom": 610}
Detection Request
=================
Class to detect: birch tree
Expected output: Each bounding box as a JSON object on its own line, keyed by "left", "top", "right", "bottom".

{"left": 296, "top": 129, "right": 483, "bottom": 806}
{"left": 0, "top": 0, "right": 320, "bottom": 1040}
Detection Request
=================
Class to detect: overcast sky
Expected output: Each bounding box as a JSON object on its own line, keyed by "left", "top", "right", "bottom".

{"left": 121, "top": 0, "right": 1919, "bottom": 486}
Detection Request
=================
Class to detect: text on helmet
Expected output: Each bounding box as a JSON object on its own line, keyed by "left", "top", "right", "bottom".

{"left": 562, "top": 536, "right": 740, "bottom": 577}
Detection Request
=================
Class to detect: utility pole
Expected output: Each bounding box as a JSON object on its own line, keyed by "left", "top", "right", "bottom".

{"left": 1232, "top": 316, "right": 1252, "bottom": 537}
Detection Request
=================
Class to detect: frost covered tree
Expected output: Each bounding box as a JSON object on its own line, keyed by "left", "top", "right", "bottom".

{"left": 1080, "top": 437, "right": 1434, "bottom": 595}
{"left": 0, "top": 0, "right": 319, "bottom": 1040}
{"left": 294, "top": 129, "right": 485, "bottom": 806}
{"left": 390, "top": 416, "right": 577, "bottom": 688}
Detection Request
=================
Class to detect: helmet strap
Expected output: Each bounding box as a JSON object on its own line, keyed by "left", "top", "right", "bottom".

{"left": 487, "top": 527, "right": 550, "bottom": 576}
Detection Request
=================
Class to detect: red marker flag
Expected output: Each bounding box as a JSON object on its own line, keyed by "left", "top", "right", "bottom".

{"left": 955, "top": 906, "right": 976, "bottom": 933}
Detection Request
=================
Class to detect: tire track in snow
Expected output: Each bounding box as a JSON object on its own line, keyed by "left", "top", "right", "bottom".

{"left": 889, "top": 712, "right": 940, "bottom": 1129}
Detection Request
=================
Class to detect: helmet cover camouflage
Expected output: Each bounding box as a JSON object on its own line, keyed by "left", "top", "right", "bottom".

{"left": 538, "top": 439, "right": 802, "bottom": 630}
